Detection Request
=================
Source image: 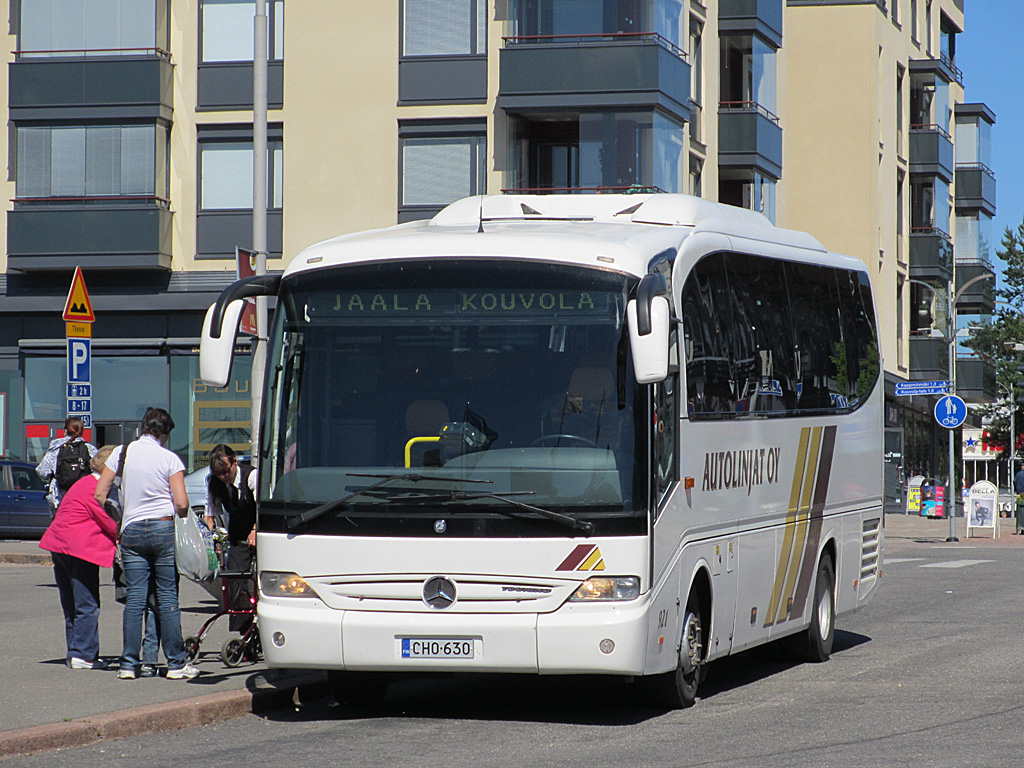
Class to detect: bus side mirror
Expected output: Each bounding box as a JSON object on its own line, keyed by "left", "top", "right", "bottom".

{"left": 199, "top": 274, "right": 282, "bottom": 388}
{"left": 627, "top": 295, "right": 670, "bottom": 384}
{"left": 200, "top": 300, "right": 245, "bottom": 388}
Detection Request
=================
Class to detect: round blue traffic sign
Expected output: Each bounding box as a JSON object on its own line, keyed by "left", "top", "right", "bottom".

{"left": 934, "top": 394, "right": 967, "bottom": 429}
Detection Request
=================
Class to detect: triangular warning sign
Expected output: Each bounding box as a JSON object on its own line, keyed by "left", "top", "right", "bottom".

{"left": 62, "top": 267, "right": 95, "bottom": 323}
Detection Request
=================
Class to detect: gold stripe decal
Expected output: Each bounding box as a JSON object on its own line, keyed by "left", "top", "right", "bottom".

{"left": 764, "top": 427, "right": 812, "bottom": 627}
{"left": 775, "top": 427, "right": 822, "bottom": 624}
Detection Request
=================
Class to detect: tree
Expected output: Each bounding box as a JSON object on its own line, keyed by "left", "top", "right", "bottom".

{"left": 964, "top": 215, "right": 1024, "bottom": 453}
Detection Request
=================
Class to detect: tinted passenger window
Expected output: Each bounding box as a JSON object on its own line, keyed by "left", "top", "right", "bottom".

{"left": 839, "top": 270, "right": 880, "bottom": 405}
{"left": 681, "top": 253, "right": 737, "bottom": 415}
{"left": 682, "top": 252, "right": 878, "bottom": 419}
{"left": 726, "top": 254, "right": 796, "bottom": 413}
{"left": 785, "top": 261, "right": 846, "bottom": 411}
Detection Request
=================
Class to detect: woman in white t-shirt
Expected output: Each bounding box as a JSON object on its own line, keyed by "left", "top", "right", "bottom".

{"left": 95, "top": 408, "right": 196, "bottom": 680}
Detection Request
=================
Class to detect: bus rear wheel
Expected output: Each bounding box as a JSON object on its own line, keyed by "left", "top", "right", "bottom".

{"left": 649, "top": 592, "right": 704, "bottom": 709}
{"left": 796, "top": 555, "right": 835, "bottom": 663}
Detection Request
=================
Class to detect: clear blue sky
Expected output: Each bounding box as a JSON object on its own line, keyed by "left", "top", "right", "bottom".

{"left": 957, "top": 3, "right": 1024, "bottom": 284}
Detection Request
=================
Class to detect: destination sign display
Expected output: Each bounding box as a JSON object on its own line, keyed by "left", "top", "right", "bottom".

{"left": 311, "top": 290, "right": 615, "bottom": 321}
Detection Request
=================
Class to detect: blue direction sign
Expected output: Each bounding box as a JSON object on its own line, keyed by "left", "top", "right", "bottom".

{"left": 934, "top": 394, "right": 968, "bottom": 429}
{"left": 895, "top": 380, "right": 950, "bottom": 397}
{"left": 66, "top": 338, "right": 91, "bottom": 425}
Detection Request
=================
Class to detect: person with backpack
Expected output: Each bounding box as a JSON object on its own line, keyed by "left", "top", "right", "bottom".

{"left": 36, "top": 416, "right": 98, "bottom": 514}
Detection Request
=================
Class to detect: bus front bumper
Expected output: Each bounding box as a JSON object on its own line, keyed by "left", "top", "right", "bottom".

{"left": 257, "top": 597, "right": 651, "bottom": 676}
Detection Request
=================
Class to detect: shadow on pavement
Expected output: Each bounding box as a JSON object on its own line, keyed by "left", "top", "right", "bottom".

{"left": 260, "top": 630, "right": 873, "bottom": 727}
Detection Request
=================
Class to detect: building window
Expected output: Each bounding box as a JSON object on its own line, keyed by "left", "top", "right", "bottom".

{"left": 925, "top": 0, "right": 932, "bottom": 54}
{"left": 939, "top": 14, "right": 957, "bottom": 69}
{"left": 910, "top": 0, "right": 918, "bottom": 41}
{"left": 719, "top": 170, "right": 776, "bottom": 224}
{"left": 720, "top": 34, "right": 777, "bottom": 115}
{"left": 896, "top": 64, "right": 905, "bottom": 150}
{"left": 399, "top": 121, "right": 486, "bottom": 221}
{"left": 18, "top": 0, "right": 168, "bottom": 56}
{"left": 199, "top": 140, "right": 283, "bottom": 210}
{"left": 402, "top": 0, "right": 486, "bottom": 57}
{"left": 512, "top": 0, "right": 683, "bottom": 49}
{"left": 510, "top": 111, "right": 684, "bottom": 194}
{"left": 15, "top": 124, "right": 167, "bottom": 200}
{"left": 891, "top": 0, "right": 899, "bottom": 25}
{"left": 955, "top": 212, "right": 993, "bottom": 263}
{"left": 911, "top": 177, "right": 949, "bottom": 233}
{"left": 201, "top": 0, "right": 284, "bottom": 63}
{"left": 689, "top": 154, "right": 703, "bottom": 197}
{"left": 690, "top": 16, "right": 703, "bottom": 106}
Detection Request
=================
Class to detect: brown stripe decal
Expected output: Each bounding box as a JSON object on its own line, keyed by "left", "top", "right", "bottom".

{"left": 788, "top": 424, "right": 838, "bottom": 621}
{"left": 556, "top": 544, "right": 595, "bottom": 571}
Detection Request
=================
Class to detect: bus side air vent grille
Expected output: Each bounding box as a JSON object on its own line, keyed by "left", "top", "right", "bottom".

{"left": 860, "top": 517, "right": 881, "bottom": 580}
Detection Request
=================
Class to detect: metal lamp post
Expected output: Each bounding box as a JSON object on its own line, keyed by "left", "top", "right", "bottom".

{"left": 997, "top": 381, "right": 1015, "bottom": 497}
{"left": 909, "top": 274, "right": 993, "bottom": 541}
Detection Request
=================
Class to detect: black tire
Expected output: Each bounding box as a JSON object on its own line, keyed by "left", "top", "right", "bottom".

{"left": 221, "top": 637, "right": 246, "bottom": 667}
{"left": 327, "top": 671, "right": 390, "bottom": 707}
{"left": 647, "top": 592, "right": 705, "bottom": 709}
{"left": 183, "top": 635, "right": 200, "bottom": 664}
{"left": 798, "top": 555, "right": 836, "bottom": 663}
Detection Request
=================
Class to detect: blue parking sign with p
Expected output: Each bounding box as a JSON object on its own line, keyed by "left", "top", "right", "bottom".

{"left": 67, "top": 339, "right": 90, "bottom": 383}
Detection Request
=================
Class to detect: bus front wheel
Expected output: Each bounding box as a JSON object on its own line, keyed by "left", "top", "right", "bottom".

{"left": 648, "top": 592, "right": 704, "bottom": 709}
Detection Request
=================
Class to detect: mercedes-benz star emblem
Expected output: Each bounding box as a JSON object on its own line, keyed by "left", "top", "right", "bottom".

{"left": 434, "top": 519, "right": 447, "bottom": 534}
{"left": 422, "top": 576, "right": 457, "bottom": 609}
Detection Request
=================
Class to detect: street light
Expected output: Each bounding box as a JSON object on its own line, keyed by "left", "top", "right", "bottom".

{"left": 997, "top": 380, "right": 1015, "bottom": 498}
{"left": 908, "top": 273, "right": 994, "bottom": 541}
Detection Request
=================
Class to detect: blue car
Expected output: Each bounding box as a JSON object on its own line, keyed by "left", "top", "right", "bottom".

{"left": 0, "top": 460, "right": 51, "bottom": 539}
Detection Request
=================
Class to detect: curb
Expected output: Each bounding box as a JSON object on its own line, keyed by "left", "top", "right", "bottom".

{"left": 0, "top": 553, "right": 51, "bottom": 566}
{"left": 0, "top": 672, "right": 329, "bottom": 761}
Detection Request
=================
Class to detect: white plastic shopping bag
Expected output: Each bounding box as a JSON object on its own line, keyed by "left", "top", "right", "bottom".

{"left": 175, "top": 510, "right": 220, "bottom": 582}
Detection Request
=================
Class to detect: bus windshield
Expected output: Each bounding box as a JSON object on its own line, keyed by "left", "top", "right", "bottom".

{"left": 259, "top": 259, "right": 646, "bottom": 538}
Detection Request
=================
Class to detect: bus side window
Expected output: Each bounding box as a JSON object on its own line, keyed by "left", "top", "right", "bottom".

{"left": 653, "top": 328, "right": 678, "bottom": 515}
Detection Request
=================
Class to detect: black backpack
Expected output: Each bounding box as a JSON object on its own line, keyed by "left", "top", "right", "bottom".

{"left": 55, "top": 439, "right": 91, "bottom": 492}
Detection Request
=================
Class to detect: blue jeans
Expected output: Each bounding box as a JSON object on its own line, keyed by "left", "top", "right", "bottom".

{"left": 142, "top": 578, "right": 161, "bottom": 665}
{"left": 51, "top": 552, "right": 101, "bottom": 663}
{"left": 120, "top": 519, "right": 186, "bottom": 670}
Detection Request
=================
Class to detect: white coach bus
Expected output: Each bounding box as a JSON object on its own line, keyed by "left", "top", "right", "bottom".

{"left": 200, "top": 194, "right": 882, "bottom": 708}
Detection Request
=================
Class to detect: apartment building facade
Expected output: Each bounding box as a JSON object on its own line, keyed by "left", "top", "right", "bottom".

{"left": 0, "top": 0, "right": 995, "bottom": 482}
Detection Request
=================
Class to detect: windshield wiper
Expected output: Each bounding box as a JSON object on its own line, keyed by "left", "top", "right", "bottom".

{"left": 395, "top": 489, "right": 594, "bottom": 536}
{"left": 285, "top": 473, "right": 492, "bottom": 531}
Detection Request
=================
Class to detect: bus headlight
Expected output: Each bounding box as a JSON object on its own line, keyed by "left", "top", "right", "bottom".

{"left": 260, "top": 571, "right": 317, "bottom": 597}
{"left": 569, "top": 576, "right": 640, "bottom": 601}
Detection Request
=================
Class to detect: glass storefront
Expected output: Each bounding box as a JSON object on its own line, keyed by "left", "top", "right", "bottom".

{"left": 17, "top": 351, "right": 252, "bottom": 472}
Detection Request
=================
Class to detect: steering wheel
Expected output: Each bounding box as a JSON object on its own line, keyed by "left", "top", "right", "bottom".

{"left": 531, "top": 434, "right": 598, "bottom": 449}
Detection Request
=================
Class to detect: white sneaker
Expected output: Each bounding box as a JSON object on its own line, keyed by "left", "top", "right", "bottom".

{"left": 166, "top": 664, "right": 200, "bottom": 680}
{"left": 70, "top": 657, "right": 109, "bottom": 670}
{"left": 118, "top": 668, "right": 137, "bottom": 680}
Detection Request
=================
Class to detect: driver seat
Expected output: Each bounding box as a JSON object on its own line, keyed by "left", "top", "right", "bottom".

{"left": 560, "top": 367, "right": 616, "bottom": 446}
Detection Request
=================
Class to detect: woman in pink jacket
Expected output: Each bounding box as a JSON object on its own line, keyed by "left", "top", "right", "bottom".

{"left": 39, "top": 445, "right": 117, "bottom": 669}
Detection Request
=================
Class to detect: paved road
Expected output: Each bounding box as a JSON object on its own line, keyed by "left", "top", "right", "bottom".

{"left": 5, "top": 513, "right": 1023, "bottom": 767}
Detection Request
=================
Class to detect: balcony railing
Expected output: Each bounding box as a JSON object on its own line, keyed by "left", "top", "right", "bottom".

{"left": 502, "top": 32, "right": 687, "bottom": 61}
{"left": 15, "top": 47, "right": 171, "bottom": 60}
{"left": 719, "top": 100, "right": 781, "bottom": 125}
{"left": 939, "top": 52, "right": 964, "bottom": 85}
{"left": 14, "top": 195, "right": 171, "bottom": 208}
{"left": 501, "top": 185, "right": 666, "bottom": 195}
{"left": 909, "top": 123, "right": 951, "bottom": 141}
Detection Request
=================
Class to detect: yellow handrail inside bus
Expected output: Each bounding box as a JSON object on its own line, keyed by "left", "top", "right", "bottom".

{"left": 404, "top": 436, "right": 442, "bottom": 468}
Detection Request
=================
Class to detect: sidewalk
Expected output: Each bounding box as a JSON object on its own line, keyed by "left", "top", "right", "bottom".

{"left": 0, "top": 541, "right": 327, "bottom": 760}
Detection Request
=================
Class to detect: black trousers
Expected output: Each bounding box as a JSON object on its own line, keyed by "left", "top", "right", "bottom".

{"left": 226, "top": 542, "right": 255, "bottom": 633}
